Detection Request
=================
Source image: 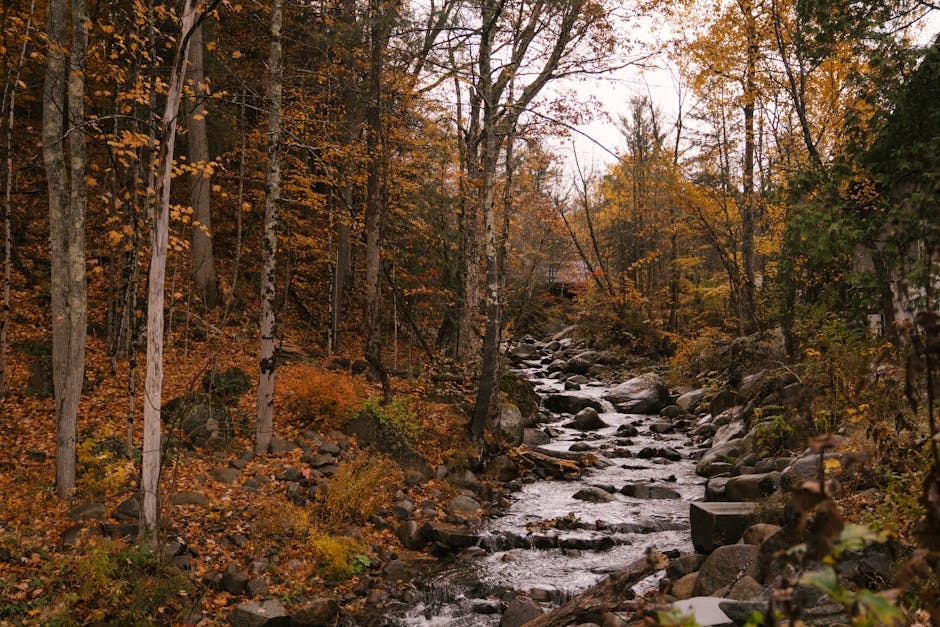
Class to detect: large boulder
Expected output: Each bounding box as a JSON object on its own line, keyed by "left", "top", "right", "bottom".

{"left": 565, "top": 407, "right": 608, "bottom": 431}
{"left": 509, "top": 343, "right": 539, "bottom": 360}
{"left": 344, "top": 411, "right": 433, "bottom": 483}
{"left": 676, "top": 388, "right": 706, "bottom": 412}
{"left": 203, "top": 366, "right": 251, "bottom": 400}
{"left": 164, "top": 392, "right": 232, "bottom": 448}
{"left": 500, "top": 371, "right": 540, "bottom": 423}
{"left": 690, "top": 502, "right": 758, "bottom": 553}
{"left": 603, "top": 373, "right": 668, "bottom": 414}
{"left": 565, "top": 351, "right": 600, "bottom": 375}
{"left": 780, "top": 450, "right": 861, "bottom": 492}
{"left": 696, "top": 434, "right": 756, "bottom": 478}
{"left": 543, "top": 394, "right": 603, "bottom": 415}
{"left": 498, "top": 403, "right": 525, "bottom": 442}
{"left": 724, "top": 472, "right": 782, "bottom": 502}
{"left": 692, "top": 544, "right": 761, "bottom": 597}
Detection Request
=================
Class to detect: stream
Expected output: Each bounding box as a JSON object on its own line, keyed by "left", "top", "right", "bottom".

{"left": 387, "top": 338, "right": 707, "bottom": 626}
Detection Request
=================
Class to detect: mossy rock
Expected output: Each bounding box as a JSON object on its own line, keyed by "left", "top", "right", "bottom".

{"left": 203, "top": 366, "right": 251, "bottom": 401}
{"left": 164, "top": 392, "right": 233, "bottom": 448}
{"left": 500, "top": 371, "right": 539, "bottom": 423}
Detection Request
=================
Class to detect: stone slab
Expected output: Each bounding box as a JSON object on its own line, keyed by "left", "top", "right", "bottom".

{"left": 690, "top": 501, "right": 758, "bottom": 553}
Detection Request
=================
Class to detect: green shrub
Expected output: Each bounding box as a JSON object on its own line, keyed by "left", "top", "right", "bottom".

{"left": 359, "top": 395, "right": 423, "bottom": 440}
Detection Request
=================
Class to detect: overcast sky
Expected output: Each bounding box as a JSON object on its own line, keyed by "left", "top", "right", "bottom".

{"left": 552, "top": 5, "right": 940, "bottom": 182}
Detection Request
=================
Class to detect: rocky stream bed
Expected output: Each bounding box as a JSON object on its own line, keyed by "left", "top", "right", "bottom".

{"left": 369, "top": 329, "right": 882, "bottom": 627}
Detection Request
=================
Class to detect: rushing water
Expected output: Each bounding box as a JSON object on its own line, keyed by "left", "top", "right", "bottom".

{"left": 391, "top": 349, "right": 706, "bottom": 625}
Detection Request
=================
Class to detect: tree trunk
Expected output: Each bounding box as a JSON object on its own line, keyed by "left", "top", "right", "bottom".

{"left": 1, "top": 0, "right": 34, "bottom": 397}
{"left": 43, "top": 0, "right": 88, "bottom": 498}
{"left": 188, "top": 22, "right": 220, "bottom": 309}
{"left": 255, "top": 0, "right": 283, "bottom": 455}
{"left": 739, "top": 0, "right": 758, "bottom": 333}
{"left": 364, "top": 0, "right": 392, "bottom": 401}
{"left": 142, "top": 0, "right": 196, "bottom": 534}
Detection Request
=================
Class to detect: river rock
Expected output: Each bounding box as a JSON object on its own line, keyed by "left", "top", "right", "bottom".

{"left": 426, "top": 522, "right": 480, "bottom": 551}
{"left": 705, "top": 477, "right": 730, "bottom": 501}
{"left": 649, "top": 420, "right": 675, "bottom": 434}
{"left": 573, "top": 486, "right": 615, "bottom": 503}
{"left": 690, "top": 502, "right": 758, "bottom": 553}
{"left": 692, "top": 544, "right": 760, "bottom": 596}
{"left": 676, "top": 388, "right": 706, "bottom": 412}
{"left": 290, "top": 598, "right": 339, "bottom": 626}
{"left": 498, "top": 403, "right": 525, "bottom": 442}
{"left": 661, "top": 405, "right": 686, "bottom": 419}
{"left": 724, "top": 472, "right": 781, "bottom": 502}
{"left": 397, "top": 520, "right": 428, "bottom": 550}
{"left": 491, "top": 454, "right": 519, "bottom": 482}
{"left": 566, "top": 407, "right": 608, "bottom": 431}
{"left": 696, "top": 435, "right": 755, "bottom": 478}
{"left": 229, "top": 600, "right": 290, "bottom": 627}
{"left": 709, "top": 389, "right": 738, "bottom": 417}
{"left": 501, "top": 372, "right": 541, "bottom": 424}
{"left": 510, "top": 344, "right": 538, "bottom": 360}
{"left": 566, "top": 351, "right": 600, "bottom": 375}
{"left": 500, "top": 597, "right": 544, "bottom": 626}
{"left": 667, "top": 597, "right": 734, "bottom": 626}
{"left": 727, "top": 575, "right": 764, "bottom": 601}
{"left": 448, "top": 494, "right": 482, "bottom": 515}
{"left": 621, "top": 484, "right": 680, "bottom": 499}
{"left": 543, "top": 394, "right": 603, "bottom": 414}
{"left": 668, "top": 553, "right": 706, "bottom": 580}
{"left": 671, "top": 572, "right": 698, "bottom": 601}
{"left": 616, "top": 424, "right": 639, "bottom": 437}
{"left": 741, "top": 523, "right": 781, "bottom": 546}
{"left": 711, "top": 418, "right": 746, "bottom": 448}
{"left": 603, "top": 373, "right": 668, "bottom": 414}
{"left": 523, "top": 428, "right": 550, "bottom": 446}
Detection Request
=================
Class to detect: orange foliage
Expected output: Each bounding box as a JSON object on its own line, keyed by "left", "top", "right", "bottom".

{"left": 284, "top": 364, "right": 364, "bottom": 427}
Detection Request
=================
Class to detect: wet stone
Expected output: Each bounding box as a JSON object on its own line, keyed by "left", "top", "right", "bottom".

{"left": 621, "top": 484, "right": 681, "bottom": 500}
{"left": 572, "top": 487, "right": 615, "bottom": 503}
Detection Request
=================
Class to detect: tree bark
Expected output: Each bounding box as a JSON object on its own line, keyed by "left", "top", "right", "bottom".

{"left": 142, "top": 0, "right": 197, "bottom": 534}
{"left": 255, "top": 0, "right": 283, "bottom": 455}
{"left": 187, "top": 22, "right": 220, "bottom": 309}
{"left": 363, "top": 0, "right": 393, "bottom": 402}
{"left": 739, "top": 0, "right": 758, "bottom": 333}
{"left": 1, "top": 0, "right": 35, "bottom": 397}
{"left": 43, "top": 0, "right": 88, "bottom": 498}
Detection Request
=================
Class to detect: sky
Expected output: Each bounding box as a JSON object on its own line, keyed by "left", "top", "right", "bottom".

{"left": 552, "top": 4, "right": 940, "bottom": 182}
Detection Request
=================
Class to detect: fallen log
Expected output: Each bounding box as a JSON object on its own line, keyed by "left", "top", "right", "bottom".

{"left": 523, "top": 549, "right": 669, "bottom": 626}
{"left": 508, "top": 445, "right": 595, "bottom": 479}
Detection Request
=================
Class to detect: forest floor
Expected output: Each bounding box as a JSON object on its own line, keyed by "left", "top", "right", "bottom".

{"left": 0, "top": 294, "right": 481, "bottom": 625}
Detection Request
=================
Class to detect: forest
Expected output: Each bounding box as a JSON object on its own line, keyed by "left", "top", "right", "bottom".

{"left": 1, "top": 0, "right": 939, "bottom": 624}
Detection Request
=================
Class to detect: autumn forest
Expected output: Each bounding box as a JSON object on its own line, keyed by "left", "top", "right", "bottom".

{"left": 2, "top": 0, "right": 940, "bottom": 624}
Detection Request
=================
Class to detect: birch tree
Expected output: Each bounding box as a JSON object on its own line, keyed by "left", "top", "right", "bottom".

{"left": 142, "top": 0, "right": 211, "bottom": 534}
{"left": 255, "top": 0, "right": 283, "bottom": 455}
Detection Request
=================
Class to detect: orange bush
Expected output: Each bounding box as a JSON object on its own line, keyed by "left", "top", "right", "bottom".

{"left": 284, "top": 364, "right": 362, "bottom": 426}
